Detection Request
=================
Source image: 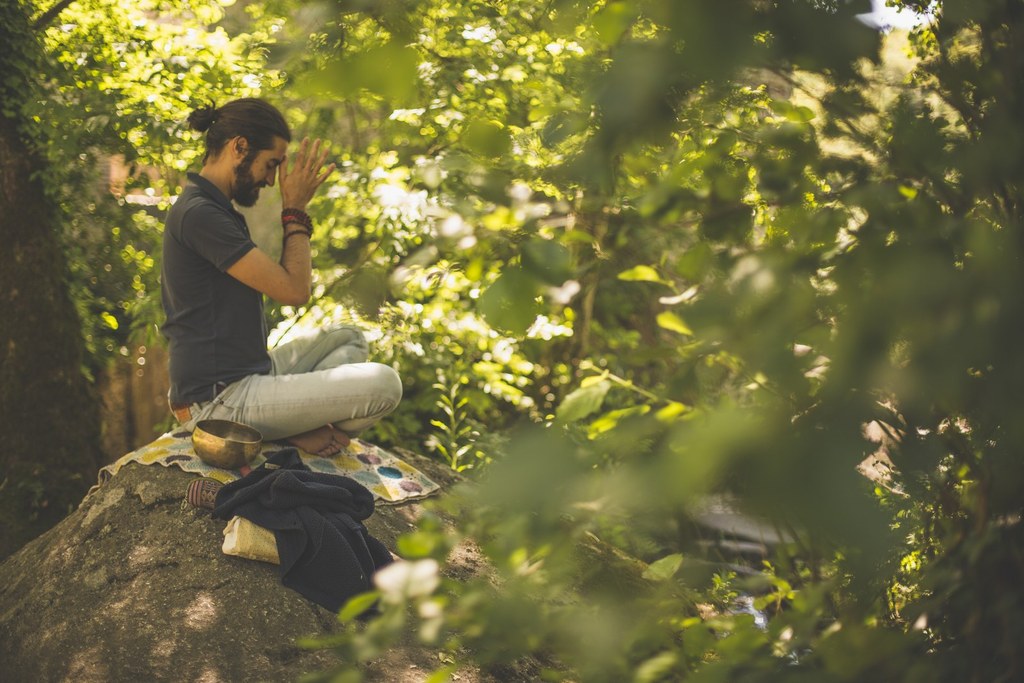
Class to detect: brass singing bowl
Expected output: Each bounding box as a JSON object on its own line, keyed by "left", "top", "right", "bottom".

{"left": 192, "top": 419, "right": 263, "bottom": 470}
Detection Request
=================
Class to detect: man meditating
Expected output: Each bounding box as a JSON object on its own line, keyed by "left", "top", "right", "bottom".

{"left": 161, "top": 97, "right": 402, "bottom": 456}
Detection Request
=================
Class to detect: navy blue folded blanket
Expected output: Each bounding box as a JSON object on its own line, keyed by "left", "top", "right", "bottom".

{"left": 212, "top": 448, "right": 394, "bottom": 611}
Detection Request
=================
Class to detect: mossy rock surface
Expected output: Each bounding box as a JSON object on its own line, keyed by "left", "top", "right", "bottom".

{"left": 0, "top": 454, "right": 536, "bottom": 682}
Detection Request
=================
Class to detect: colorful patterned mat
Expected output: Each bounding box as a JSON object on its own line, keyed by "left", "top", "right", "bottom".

{"left": 90, "top": 429, "right": 440, "bottom": 504}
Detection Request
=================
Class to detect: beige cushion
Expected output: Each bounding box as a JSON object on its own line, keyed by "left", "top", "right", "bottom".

{"left": 221, "top": 516, "right": 280, "bottom": 564}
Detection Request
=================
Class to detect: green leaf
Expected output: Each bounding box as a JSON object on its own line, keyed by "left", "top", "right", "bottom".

{"left": 478, "top": 268, "right": 543, "bottom": 333}
{"left": 674, "top": 242, "right": 713, "bottom": 280}
{"left": 556, "top": 379, "right": 612, "bottom": 422}
{"left": 593, "top": 1, "right": 633, "bottom": 46}
{"left": 587, "top": 405, "right": 651, "bottom": 438}
{"left": 345, "top": 266, "right": 390, "bottom": 317}
{"left": 643, "top": 553, "right": 683, "bottom": 581}
{"left": 617, "top": 265, "right": 667, "bottom": 284}
{"left": 898, "top": 184, "right": 917, "bottom": 199}
{"left": 656, "top": 311, "right": 693, "bottom": 336}
{"left": 522, "top": 238, "right": 573, "bottom": 285}
{"left": 770, "top": 99, "right": 816, "bottom": 123}
{"left": 655, "top": 402, "right": 688, "bottom": 422}
{"left": 304, "top": 42, "right": 420, "bottom": 103}
{"left": 541, "top": 110, "right": 589, "bottom": 146}
{"left": 634, "top": 651, "right": 679, "bottom": 683}
{"left": 326, "top": 669, "right": 362, "bottom": 683}
{"left": 562, "top": 229, "right": 596, "bottom": 244}
{"left": 462, "top": 119, "right": 512, "bottom": 158}
{"left": 337, "top": 591, "right": 380, "bottom": 622}
{"left": 397, "top": 531, "right": 440, "bottom": 559}
{"left": 425, "top": 665, "right": 458, "bottom": 683}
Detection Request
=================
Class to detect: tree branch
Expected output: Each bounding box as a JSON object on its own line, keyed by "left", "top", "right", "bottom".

{"left": 31, "top": 0, "right": 75, "bottom": 30}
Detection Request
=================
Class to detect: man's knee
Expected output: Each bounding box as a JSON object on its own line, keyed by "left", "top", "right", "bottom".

{"left": 324, "top": 324, "right": 368, "bottom": 348}
{"left": 376, "top": 364, "right": 403, "bottom": 410}
{"left": 313, "top": 325, "right": 370, "bottom": 368}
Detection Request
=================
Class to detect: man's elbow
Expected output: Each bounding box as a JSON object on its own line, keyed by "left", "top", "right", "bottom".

{"left": 281, "top": 285, "right": 311, "bottom": 307}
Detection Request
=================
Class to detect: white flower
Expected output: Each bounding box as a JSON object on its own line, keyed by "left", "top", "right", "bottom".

{"left": 418, "top": 599, "right": 443, "bottom": 620}
{"left": 374, "top": 559, "right": 441, "bottom": 604}
{"left": 439, "top": 214, "right": 470, "bottom": 238}
{"left": 389, "top": 108, "right": 426, "bottom": 123}
{"left": 462, "top": 24, "right": 496, "bottom": 43}
{"left": 547, "top": 280, "right": 581, "bottom": 305}
{"left": 508, "top": 182, "right": 532, "bottom": 204}
{"left": 527, "top": 314, "right": 574, "bottom": 340}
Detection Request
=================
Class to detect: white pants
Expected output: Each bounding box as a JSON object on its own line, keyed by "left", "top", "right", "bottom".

{"left": 176, "top": 324, "right": 402, "bottom": 441}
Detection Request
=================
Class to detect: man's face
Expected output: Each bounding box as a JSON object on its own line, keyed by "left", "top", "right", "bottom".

{"left": 233, "top": 136, "right": 288, "bottom": 207}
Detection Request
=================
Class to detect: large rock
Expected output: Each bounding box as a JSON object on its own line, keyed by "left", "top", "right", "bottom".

{"left": 0, "top": 453, "right": 509, "bottom": 682}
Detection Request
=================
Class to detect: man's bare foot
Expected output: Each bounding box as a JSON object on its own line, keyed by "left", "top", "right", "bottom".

{"left": 287, "top": 424, "right": 350, "bottom": 457}
{"left": 327, "top": 424, "right": 351, "bottom": 449}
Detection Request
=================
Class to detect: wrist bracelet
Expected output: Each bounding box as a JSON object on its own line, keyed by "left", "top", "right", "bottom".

{"left": 281, "top": 208, "right": 313, "bottom": 232}
{"left": 281, "top": 207, "right": 310, "bottom": 222}
{"left": 283, "top": 230, "right": 311, "bottom": 242}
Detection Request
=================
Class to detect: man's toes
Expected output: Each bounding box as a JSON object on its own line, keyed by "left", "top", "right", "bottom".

{"left": 328, "top": 425, "right": 351, "bottom": 447}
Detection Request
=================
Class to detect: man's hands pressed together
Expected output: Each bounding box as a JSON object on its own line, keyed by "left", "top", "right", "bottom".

{"left": 279, "top": 138, "right": 335, "bottom": 213}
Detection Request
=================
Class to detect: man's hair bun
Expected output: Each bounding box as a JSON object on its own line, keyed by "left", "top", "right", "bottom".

{"left": 187, "top": 104, "right": 218, "bottom": 133}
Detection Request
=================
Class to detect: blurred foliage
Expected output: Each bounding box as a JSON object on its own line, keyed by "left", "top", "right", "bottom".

{"left": 19, "top": 0, "right": 1024, "bottom": 680}
{"left": 28, "top": 0, "right": 279, "bottom": 377}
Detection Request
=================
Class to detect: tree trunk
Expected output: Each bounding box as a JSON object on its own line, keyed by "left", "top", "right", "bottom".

{"left": 0, "top": 1, "right": 103, "bottom": 558}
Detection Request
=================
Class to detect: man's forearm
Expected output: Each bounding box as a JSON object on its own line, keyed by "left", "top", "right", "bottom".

{"left": 279, "top": 227, "right": 312, "bottom": 298}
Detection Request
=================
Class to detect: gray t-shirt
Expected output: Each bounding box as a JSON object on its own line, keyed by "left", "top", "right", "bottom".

{"left": 161, "top": 173, "right": 271, "bottom": 405}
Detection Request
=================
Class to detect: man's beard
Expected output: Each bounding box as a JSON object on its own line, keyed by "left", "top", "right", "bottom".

{"left": 233, "top": 155, "right": 264, "bottom": 207}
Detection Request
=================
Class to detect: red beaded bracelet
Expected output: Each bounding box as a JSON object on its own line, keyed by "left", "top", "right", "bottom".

{"left": 281, "top": 208, "right": 313, "bottom": 232}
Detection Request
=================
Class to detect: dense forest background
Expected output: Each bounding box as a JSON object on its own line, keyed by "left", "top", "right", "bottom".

{"left": 2, "top": 0, "right": 1023, "bottom": 680}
